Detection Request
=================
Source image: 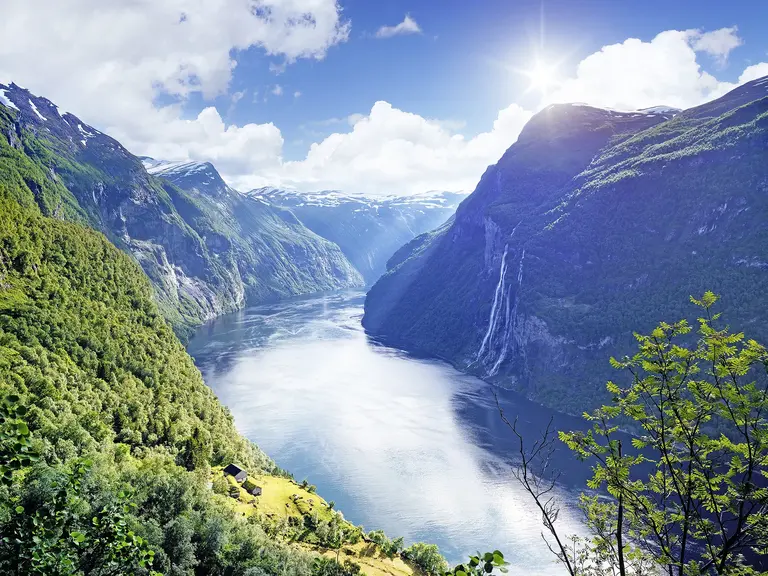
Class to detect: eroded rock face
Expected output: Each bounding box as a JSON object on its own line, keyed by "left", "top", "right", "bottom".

{"left": 0, "top": 83, "right": 363, "bottom": 335}
{"left": 364, "top": 77, "right": 768, "bottom": 413}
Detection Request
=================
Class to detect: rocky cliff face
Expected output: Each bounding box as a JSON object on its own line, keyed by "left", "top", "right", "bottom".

{"left": 249, "top": 188, "right": 466, "bottom": 283}
{"left": 364, "top": 77, "right": 768, "bottom": 412}
{"left": 0, "top": 83, "right": 363, "bottom": 335}
{"left": 145, "top": 159, "right": 364, "bottom": 305}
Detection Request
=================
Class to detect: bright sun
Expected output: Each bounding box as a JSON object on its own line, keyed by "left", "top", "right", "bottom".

{"left": 525, "top": 60, "right": 559, "bottom": 94}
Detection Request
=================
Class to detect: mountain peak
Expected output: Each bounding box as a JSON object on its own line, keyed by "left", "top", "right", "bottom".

{"left": 143, "top": 158, "right": 230, "bottom": 197}
{"left": 517, "top": 102, "right": 670, "bottom": 146}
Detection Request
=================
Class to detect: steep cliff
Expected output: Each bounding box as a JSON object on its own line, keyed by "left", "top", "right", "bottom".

{"left": 364, "top": 77, "right": 768, "bottom": 412}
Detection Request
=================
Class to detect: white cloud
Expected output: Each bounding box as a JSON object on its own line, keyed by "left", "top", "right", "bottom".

{"left": 137, "top": 106, "right": 284, "bottom": 178}
{"left": 231, "top": 90, "right": 246, "bottom": 104}
{"left": 294, "top": 90, "right": 302, "bottom": 98}
{"left": 0, "top": 0, "right": 348, "bottom": 176}
{"left": 347, "top": 113, "right": 365, "bottom": 126}
{"left": 375, "top": 14, "right": 422, "bottom": 39}
{"left": 233, "top": 101, "right": 533, "bottom": 194}
{"left": 269, "top": 61, "right": 287, "bottom": 75}
{"left": 239, "top": 27, "right": 763, "bottom": 195}
{"left": 739, "top": 62, "right": 768, "bottom": 83}
{"left": 545, "top": 28, "right": 753, "bottom": 111}
{"left": 690, "top": 26, "right": 742, "bottom": 64}
{"left": 272, "top": 84, "right": 284, "bottom": 96}
{"left": 1, "top": 15, "right": 766, "bottom": 197}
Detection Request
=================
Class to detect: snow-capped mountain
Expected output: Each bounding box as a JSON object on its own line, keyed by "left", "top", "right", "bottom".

{"left": 140, "top": 158, "right": 231, "bottom": 197}
{"left": 249, "top": 187, "right": 468, "bottom": 283}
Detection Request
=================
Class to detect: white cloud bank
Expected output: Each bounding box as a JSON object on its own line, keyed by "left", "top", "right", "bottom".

{"left": 0, "top": 0, "right": 348, "bottom": 178}
{"left": 0, "top": 10, "right": 765, "bottom": 196}
{"left": 544, "top": 28, "right": 757, "bottom": 111}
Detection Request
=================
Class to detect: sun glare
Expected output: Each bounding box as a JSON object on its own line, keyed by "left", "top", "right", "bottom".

{"left": 525, "top": 60, "right": 558, "bottom": 94}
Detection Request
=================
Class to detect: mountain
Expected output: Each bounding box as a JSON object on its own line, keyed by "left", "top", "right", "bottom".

{"left": 363, "top": 77, "right": 768, "bottom": 413}
{"left": 0, "top": 83, "right": 362, "bottom": 336}
{"left": 247, "top": 187, "right": 466, "bottom": 283}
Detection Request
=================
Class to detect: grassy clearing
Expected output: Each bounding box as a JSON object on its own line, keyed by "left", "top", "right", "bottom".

{"left": 310, "top": 541, "right": 418, "bottom": 576}
{"left": 212, "top": 467, "right": 335, "bottom": 521}
{"left": 211, "top": 467, "right": 424, "bottom": 576}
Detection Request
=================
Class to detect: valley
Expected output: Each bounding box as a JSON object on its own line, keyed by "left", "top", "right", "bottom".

{"left": 187, "top": 290, "right": 589, "bottom": 570}
{"left": 249, "top": 188, "right": 466, "bottom": 284}
{"left": 0, "top": 34, "right": 766, "bottom": 574}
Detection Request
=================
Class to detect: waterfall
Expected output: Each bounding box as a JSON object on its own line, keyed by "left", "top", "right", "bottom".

{"left": 476, "top": 244, "right": 509, "bottom": 361}
{"left": 487, "top": 249, "right": 525, "bottom": 376}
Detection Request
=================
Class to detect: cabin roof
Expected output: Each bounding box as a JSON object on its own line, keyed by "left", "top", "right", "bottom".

{"left": 223, "top": 464, "right": 245, "bottom": 476}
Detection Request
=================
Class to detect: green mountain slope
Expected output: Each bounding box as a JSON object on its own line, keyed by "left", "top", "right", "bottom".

{"left": 363, "top": 77, "right": 768, "bottom": 412}
{"left": 0, "top": 165, "right": 421, "bottom": 576}
{"left": 0, "top": 84, "right": 363, "bottom": 337}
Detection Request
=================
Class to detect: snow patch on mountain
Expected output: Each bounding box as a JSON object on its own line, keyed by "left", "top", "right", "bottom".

{"left": 144, "top": 159, "right": 213, "bottom": 176}
{"left": 249, "top": 187, "right": 467, "bottom": 207}
{"left": 28, "top": 99, "right": 47, "bottom": 121}
{"left": 637, "top": 105, "right": 682, "bottom": 115}
{"left": 0, "top": 89, "right": 19, "bottom": 111}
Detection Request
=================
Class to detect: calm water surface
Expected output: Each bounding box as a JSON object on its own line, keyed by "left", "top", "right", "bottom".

{"left": 187, "top": 291, "right": 589, "bottom": 574}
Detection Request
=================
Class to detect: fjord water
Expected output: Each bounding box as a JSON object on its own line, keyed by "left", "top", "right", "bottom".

{"left": 187, "top": 291, "right": 588, "bottom": 572}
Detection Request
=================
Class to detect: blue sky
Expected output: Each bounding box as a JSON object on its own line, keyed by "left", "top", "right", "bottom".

{"left": 213, "top": 0, "right": 768, "bottom": 160}
{"left": 1, "top": 0, "right": 767, "bottom": 194}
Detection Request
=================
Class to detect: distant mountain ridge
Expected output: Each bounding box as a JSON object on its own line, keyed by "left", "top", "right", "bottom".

{"left": 0, "top": 83, "right": 363, "bottom": 335}
{"left": 249, "top": 187, "right": 467, "bottom": 283}
{"left": 363, "top": 76, "right": 768, "bottom": 413}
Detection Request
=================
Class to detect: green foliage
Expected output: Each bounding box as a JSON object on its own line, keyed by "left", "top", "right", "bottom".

{"left": 312, "top": 557, "right": 362, "bottom": 576}
{"left": 403, "top": 543, "right": 449, "bottom": 576}
{"left": 0, "top": 197, "right": 271, "bottom": 471}
{"left": 318, "top": 513, "right": 356, "bottom": 562}
{"left": 0, "top": 399, "right": 159, "bottom": 575}
{"left": 529, "top": 294, "right": 768, "bottom": 575}
{"left": 443, "top": 551, "right": 508, "bottom": 576}
{"left": 365, "top": 530, "right": 404, "bottom": 559}
{"left": 212, "top": 475, "right": 229, "bottom": 496}
{"left": 0, "top": 393, "right": 39, "bottom": 485}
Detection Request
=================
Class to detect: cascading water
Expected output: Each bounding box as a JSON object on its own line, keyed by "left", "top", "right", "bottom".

{"left": 476, "top": 244, "right": 509, "bottom": 361}
{"left": 476, "top": 247, "right": 526, "bottom": 377}
{"left": 487, "top": 249, "right": 525, "bottom": 376}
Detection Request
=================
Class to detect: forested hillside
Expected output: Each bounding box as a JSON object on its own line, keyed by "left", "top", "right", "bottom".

{"left": 0, "top": 169, "right": 443, "bottom": 574}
